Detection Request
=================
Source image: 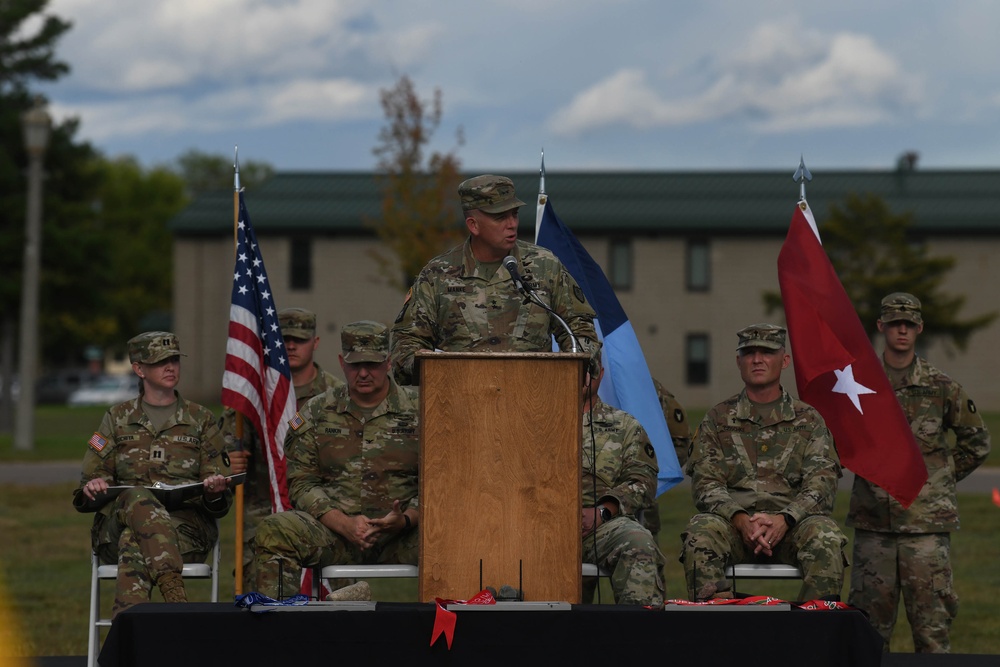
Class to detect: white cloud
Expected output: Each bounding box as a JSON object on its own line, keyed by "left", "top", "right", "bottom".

{"left": 549, "top": 21, "right": 923, "bottom": 136}
{"left": 35, "top": 1, "right": 1000, "bottom": 170}
{"left": 50, "top": 0, "right": 440, "bottom": 93}
{"left": 51, "top": 76, "right": 376, "bottom": 141}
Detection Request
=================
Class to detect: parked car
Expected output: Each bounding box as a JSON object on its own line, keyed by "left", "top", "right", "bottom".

{"left": 67, "top": 374, "right": 138, "bottom": 407}
{"left": 36, "top": 369, "right": 100, "bottom": 404}
{"left": 0, "top": 376, "right": 18, "bottom": 401}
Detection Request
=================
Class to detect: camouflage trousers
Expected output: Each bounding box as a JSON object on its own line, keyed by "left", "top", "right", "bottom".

{"left": 236, "top": 492, "right": 273, "bottom": 594}
{"left": 249, "top": 509, "right": 419, "bottom": 599}
{"left": 680, "top": 513, "right": 846, "bottom": 601}
{"left": 849, "top": 530, "right": 958, "bottom": 653}
{"left": 581, "top": 515, "right": 664, "bottom": 606}
{"left": 92, "top": 488, "right": 216, "bottom": 617}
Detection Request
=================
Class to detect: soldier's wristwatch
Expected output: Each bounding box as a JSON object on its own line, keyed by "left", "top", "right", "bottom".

{"left": 598, "top": 505, "right": 613, "bottom": 523}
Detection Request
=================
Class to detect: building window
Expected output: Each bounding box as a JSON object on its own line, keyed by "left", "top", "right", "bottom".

{"left": 290, "top": 237, "right": 312, "bottom": 290}
{"left": 686, "top": 333, "right": 710, "bottom": 385}
{"left": 608, "top": 238, "right": 632, "bottom": 290}
{"left": 686, "top": 239, "right": 710, "bottom": 291}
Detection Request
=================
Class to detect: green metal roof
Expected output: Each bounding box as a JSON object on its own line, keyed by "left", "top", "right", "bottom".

{"left": 170, "top": 169, "right": 1000, "bottom": 237}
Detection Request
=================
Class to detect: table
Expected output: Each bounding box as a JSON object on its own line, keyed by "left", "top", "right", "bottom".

{"left": 100, "top": 601, "right": 883, "bottom": 667}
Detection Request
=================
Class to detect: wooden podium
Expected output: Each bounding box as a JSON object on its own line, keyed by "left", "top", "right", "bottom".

{"left": 416, "top": 351, "right": 586, "bottom": 603}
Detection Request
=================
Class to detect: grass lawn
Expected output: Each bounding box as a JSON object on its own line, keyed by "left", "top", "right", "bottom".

{"left": 3, "top": 404, "right": 1000, "bottom": 467}
{"left": 1, "top": 404, "right": 997, "bottom": 656}
{"left": 0, "top": 482, "right": 997, "bottom": 657}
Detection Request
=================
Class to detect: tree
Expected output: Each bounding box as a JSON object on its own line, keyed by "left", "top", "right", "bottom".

{"left": 175, "top": 148, "right": 274, "bottom": 197}
{"left": 68, "top": 157, "right": 188, "bottom": 358}
{"left": 0, "top": 1, "right": 84, "bottom": 431}
{"left": 0, "top": 0, "right": 70, "bottom": 96}
{"left": 368, "top": 75, "right": 465, "bottom": 289}
{"left": 0, "top": 0, "right": 74, "bottom": 319}
{"left": 765, "top": 193, "right": 996, "bottom": 350}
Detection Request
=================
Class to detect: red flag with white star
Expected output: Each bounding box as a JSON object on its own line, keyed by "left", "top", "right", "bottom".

{"left": 777, "top": 200, "right": 927, "bottom": 507}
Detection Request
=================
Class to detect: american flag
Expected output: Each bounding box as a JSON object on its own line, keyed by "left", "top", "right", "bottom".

{"left": 221, "top": 191, "right": 296, "bottom": 513}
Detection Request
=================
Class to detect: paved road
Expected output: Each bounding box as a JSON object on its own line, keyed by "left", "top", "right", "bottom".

{"left": 2, "top": 460, "right": 998, "bottom": 494}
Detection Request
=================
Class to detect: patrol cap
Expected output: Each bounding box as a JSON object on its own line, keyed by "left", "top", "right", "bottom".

{"left": 128, "top": 331, "right": 186, "bottom": 364}
{"left": 880, "top": 292, "right": 922, "bottom": 325}
{"left": 279, "top": 308, "right": 316, "bottom": 340}
{"left": 341, "top": 320, "right": 389, "bottom": 364}
{"left": 459, "top": 174, "right": 526, "bottom": 213}
{"left": 736, "top": 323, "right": 787, "bottom": 351}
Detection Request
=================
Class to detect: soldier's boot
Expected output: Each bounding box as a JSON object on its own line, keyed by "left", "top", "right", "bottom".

{"left": 157, "top": 572, "right": 188, "bottom": 603}
{"left": 326, "top": 581, "right": 371, "bottom": 601}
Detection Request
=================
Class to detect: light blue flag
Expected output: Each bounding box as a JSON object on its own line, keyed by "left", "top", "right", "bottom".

{"left": 535, "top": 198, "right": 683, "bottom": 495}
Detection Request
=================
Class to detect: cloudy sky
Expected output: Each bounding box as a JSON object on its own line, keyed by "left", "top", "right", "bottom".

{"left": 34, "top": 0, "right": 1000, "bottom": 174}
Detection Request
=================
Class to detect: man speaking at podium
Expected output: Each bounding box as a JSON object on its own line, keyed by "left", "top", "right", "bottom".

{"left": 390, "top": 174, "right": 601, "bottom": 385}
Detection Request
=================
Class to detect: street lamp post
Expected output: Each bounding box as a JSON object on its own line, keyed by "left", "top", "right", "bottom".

{"left": 14, "top": 98, "right": 52, "bottom": 451}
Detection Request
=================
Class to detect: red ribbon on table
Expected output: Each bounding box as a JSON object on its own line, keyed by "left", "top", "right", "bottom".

{"left": 430, "top": 589, "right": 496, "bottom": 649}
{"left": 665, "top": 595, "right": 852, "bottom": 610}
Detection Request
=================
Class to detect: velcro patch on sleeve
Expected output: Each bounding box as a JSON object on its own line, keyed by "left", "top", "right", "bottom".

{"left": 88, "top": 432, "right": 108, "bottom": 452}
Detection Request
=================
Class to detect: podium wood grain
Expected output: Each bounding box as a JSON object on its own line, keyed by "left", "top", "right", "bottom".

{"left": 417, "top": 352, "right": 585, "bottom": 602}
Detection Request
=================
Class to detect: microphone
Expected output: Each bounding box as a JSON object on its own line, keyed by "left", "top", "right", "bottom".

{"left": 502, "top": 255, "right": 530, "bottom": 295}
{"left": 501, "top": 255, "right": 578, "bottom": 353}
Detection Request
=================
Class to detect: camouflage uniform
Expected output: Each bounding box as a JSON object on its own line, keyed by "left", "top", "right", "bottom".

{"left": 251, "top": 322, "right": 420, "bottom": 598}
{"left": 73, "top": 332, "right": 231, "bottom": 617}
{"left": 681, "top": 325, "right": 846, "bottom": 602}
{"left": 221, "top": 306, "right": 343, "bottom": 591}
{"left": 641, "top": 379, "right": 691, "bottom": 538}
{"left": 221, "top": 362, "right": 341, "bottom": 589}
{"left": 390, "top": 175, "right": 601, "bottom": 385}
{"left": 847, "top": 293, "right": 990, "bottom": 653}
{"left": 582, "top": 398, "right": 665, "bottom": 606}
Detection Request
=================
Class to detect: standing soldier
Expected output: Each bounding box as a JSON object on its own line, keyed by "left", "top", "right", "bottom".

{"left": 390, "top": 174, "right": 601, "bottom": 385}
{"left": 847, "top": 293, "right": 990, "bottom": 653}
{"left": 224, "top": 308, "right": 343, "bottom": 591}
{"left": 642, "top": 378, "right": 691, "bottom": 541}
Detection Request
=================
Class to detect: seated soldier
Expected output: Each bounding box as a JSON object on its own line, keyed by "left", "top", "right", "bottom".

{"left": 582, "top": 363, "right": 665, "bottom": 606}
{"left": 250, "top": 321, "right": 419, "bottom": 598}
{"left": 223, "top": 307, "right": 343, "bottom": 593}
{"left": 681, "top": 324, "right": 846, "bottom": 601}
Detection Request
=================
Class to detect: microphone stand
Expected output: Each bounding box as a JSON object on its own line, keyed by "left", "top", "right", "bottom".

{"left": 503, "top": 255, "right": 580, "bottom": 353}
{"left": 514, "top": 280, "right": 580, "bottom": 352}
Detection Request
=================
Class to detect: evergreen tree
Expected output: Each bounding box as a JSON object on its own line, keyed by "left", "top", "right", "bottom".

{"left": 765, "top": 193, "right": 995, "bottom": 350}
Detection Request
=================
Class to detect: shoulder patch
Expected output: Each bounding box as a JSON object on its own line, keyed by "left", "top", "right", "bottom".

{"left": 289, "top": 412, "right": 305, "bottom": 431}
{"left": 644, "top": 442, "right": 656, "bottom": 459}
{"left": 88, "top": 432, "right": 108, "bottom": 452}
{"left": 394, "top": 288, "right": 413, "bottom": 324}
{"left": 573, "top": 284, "right": 585, "bottom": 304}
{"left": 968, "top": 399, "right": 977, "bottom": 414}
{"left": 673, "top": 408, "right": 685, "bottom": 423}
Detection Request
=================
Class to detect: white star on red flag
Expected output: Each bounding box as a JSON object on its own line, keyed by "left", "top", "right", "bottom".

{"left": 831, "top": 364, "right": 876, "bottom": 413}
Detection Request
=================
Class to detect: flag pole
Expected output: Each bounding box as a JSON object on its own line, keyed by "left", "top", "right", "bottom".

{"left": 534, "top": 148, "right": 546, "bottom": 243}
{"left": 232, "top": 146, "right": 246, "bottom": 595}
{"left": 793, "top": 154, "right": 812, "bottom": 202}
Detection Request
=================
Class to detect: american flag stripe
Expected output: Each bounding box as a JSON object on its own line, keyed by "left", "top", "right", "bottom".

{"left": 221, "top": 192, "right": 297, "bottom": 514}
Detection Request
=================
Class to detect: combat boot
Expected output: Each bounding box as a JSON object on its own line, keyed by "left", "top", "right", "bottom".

{"left": 157, "top": 572, "right": 188, "bottom": 603}
{"left": 326, "top": 581, "right": 371, "bottom": 601}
